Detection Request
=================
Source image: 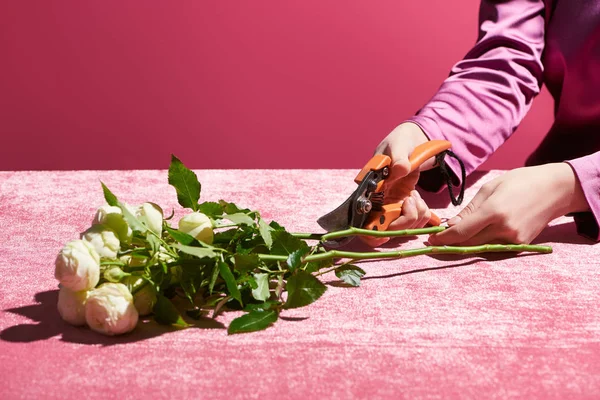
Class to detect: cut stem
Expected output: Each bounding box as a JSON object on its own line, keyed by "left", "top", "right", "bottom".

{"left": 292, "top": 226, "right": 446, "bottom": 241}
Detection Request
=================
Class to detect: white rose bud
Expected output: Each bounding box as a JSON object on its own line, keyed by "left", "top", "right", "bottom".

{"left": 178, "top": 212, "right": 214, "bottom": 244}
{"left": 93, "top": 205, "right": 132, "bottom": 243}
{"left": 55, "top": 240, "right": 101, "bottom": 291}
{"left": 136, "top": 202, "right": 163, "bottom": 235}
{"left": 57, "top": 286, "right": 89, "bottom": 326}
{"left": 82, "top": 226, "right": 120, "bottom": 259}
{"left": 121, "top": 276, "right": 156, "bottom": 316}
{"left": 85, "top": 283, "right": 139, "bottom": 336}
{"left": 104, "top": 266, "right": 129, "bottom": 283}
{"left": 133, "top": 283, "right": 157, "bottom": 316}
{"left": 157, "top": 246, "right": 175, "bottom": 263}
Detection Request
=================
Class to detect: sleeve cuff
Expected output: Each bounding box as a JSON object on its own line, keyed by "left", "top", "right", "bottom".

{"left": 404, "top": 117, "right": 463, "bottom": 194}
{"left": 566, "top": 155, "right": 600, "bottom": 241}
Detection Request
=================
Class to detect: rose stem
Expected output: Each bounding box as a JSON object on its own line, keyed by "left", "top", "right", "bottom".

{"left": 257, "top": 243, "right": 552, "bottom": 262}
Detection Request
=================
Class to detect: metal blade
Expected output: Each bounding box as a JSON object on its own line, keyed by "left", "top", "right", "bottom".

{"left": 317, "top": 185, "right": 368, "bottom": 248}
{"left": 317, "top": 195, "right": 353, "bottom": 232}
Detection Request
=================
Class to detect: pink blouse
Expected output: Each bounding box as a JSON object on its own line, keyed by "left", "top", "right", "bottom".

{"left": 407, "top": 0, "right": 600, "bottom": 240}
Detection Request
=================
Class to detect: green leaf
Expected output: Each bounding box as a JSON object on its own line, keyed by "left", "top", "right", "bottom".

{"left": 234, "top": 254, "right": 261, "bottom": 274}
{"left": 335, "top": 265, "right": 366, "bottom": 287}
{"left": 271, "top": 230, "right": 309, "bottom": 256}
{"left": 251, "top": 273, "right": 270, "bottom": 302}
{"left": 153, "top": 295, "right": 190, "bottom": 328}
{"left": 223, "top": 213, "right": 255, "bottom": 226}
{"left": 165, "top": 225, "right": 195, "bottom": 245}
{"left": 245, "top": 274, "right": 258, "bottom": 290}
{"left": 146, "top": 232, "right": 160, "bottom": 254}
{"left": 286, "top": 247, "right": 310, "bottom": 272}
{"left": 228, "top": 310, "right": 278, "bottom": 334}
{"left": 269, "top": 221, "right": 286, "bottom": 231}
{"left": 100, "top": 182, "right": 118, "bottom": 207}
{"left": 117, "top": 202, "right": 147, "bottom": 233}
{"left": 219, "top": 200, "right": 248, "bottom": 215}
{"left": 168, "top": 154, "right": 200, "bottom": 211}
{"left": 284, "top": 271, "right": 327, "bottom": 309}
{"left": 208, "top": 263, "right": 220, "bottom": 294}
{"left": 174, "top": 243, "right": 216, "bottom": 259}
{"left": 219, "top": 261, "right": 242, "bottom": 305}
{"left": 198, "top": 201, "right": 224, "bottom": 217}
{"left": 304, "top": 258, "right": 334, "bottom": 274}
{"left": 244, "top": 301, "right": 281, "bottom": 312}
{"left": 258, "top": 218, "right": 273, "bottom": 249}
{"left": 186, "top": 308, "right": 207, "bottom": 320}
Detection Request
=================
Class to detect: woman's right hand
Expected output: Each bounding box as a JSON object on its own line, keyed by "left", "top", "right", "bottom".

{"left": 373, "top": 122, "right": 434, "bottom": 231}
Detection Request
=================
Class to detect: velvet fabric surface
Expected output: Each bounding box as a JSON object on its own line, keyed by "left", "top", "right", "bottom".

{"left": 1, "top": 169, "right": 599, "bottom": 399}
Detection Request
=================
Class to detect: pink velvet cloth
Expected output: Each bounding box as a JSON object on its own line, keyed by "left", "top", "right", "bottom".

{"left": 1, "top": 169, "right": 599, "bottom": 399}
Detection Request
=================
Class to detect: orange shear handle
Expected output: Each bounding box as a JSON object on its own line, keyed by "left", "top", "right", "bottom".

{"left": 361, "top": 140, "right": 452, "bottom": 247}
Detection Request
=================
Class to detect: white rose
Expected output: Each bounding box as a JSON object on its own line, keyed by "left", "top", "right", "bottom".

{"left": 82, "top": 226, "right": 120, "bottom": 259}
{"left": 178, "top": 212, "right": 214, "bottom": 244}
{"left": 133, "top": 283, "right": 157, "bottom": 316}
{"left": 136, "top": 202, "right": 163, "bottom": 235}
{"left": 57, "top": 286, "right": 89, "bottom": 326}
{"left": 55, "top": 240, "right": 100, "bottom": 291}
{"left": 85, "top": 283, "right": 139, "bottom": 336}
{"left": 93, "top": 205, "right": 132, "bottom": 243}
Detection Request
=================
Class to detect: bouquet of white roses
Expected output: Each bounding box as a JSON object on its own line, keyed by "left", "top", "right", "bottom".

{"left": 53, "top": 156, "right": 552, "bottom": 336}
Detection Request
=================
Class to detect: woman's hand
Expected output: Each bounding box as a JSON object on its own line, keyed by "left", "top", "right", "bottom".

{"left": 428, "top": 163, "right": 590, "bottom": 245}
{"left": 374, "top": 122, "right": 433, "bottom": 230}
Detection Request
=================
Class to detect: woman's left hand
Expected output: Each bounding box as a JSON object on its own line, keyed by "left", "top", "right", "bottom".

{"left": 428, "top": 163, "right": 590, "bottom": 246}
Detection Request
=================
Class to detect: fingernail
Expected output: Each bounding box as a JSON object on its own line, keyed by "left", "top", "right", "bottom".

{"left": 405, "top": 197, "right": 414, "bottom": 206}
{"left": 411, "top": 190, "right": 421, "bottom": 199}
{"left": 427, "top": 234, "right": 438, "bottom": 245}
{"left": 447, "top": 216, "right": 462, "bottom": 226}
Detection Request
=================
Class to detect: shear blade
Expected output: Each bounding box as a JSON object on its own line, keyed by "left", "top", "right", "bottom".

{"left": 316, "top": 196, "right": 352, "bottom": 233}
{"left": 317, "top": 193, "right": 357, "bottom": 248}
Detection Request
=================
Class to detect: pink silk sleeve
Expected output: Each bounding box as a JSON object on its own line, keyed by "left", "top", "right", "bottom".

{"left": 406, "top": 0, "right": 546, "bottom": 182}
{"left": 567, "top": 153, "right": 600, "bottom": 240}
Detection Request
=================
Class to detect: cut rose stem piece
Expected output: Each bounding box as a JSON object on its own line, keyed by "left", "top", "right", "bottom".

{"left": 291, "top": 226, "right": 446, "bottom": 241}
{"left": 258, "top": 244, "right": 552, "bottom": 263}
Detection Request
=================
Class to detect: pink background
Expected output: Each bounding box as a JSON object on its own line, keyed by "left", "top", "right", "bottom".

{"left": 0, "top": 1, "right": 553, "bottom": 171}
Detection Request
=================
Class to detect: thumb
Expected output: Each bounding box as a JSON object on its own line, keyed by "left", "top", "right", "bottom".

{"left": 375, "top": 123, "right": 430, "bottom": 178}
{"left": 375, "top": 140, "right": 414, "bottom": 178}
{"left": 390, "top": 158, "right": 412, "bottom": 178}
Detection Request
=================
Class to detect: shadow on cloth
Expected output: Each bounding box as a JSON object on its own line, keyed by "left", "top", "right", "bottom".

{"left": 361, "top": 252, "right": 544, "bottom": 281}
{"left": 1, "top": 290, "right": 225, "bottom": 346}
{"left": 533, "top": 221, "right": 595, "bottom": 245}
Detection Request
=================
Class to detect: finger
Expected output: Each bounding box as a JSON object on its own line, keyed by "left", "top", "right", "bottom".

{"left": 411, "top": 191, "right": 431, "bottom": 228}
{"left": 427, "top": 206, "right": 495, "bottom": 245}
{"left": 448, "top": 225, "right": 506, "bottom": 246}
{"left": 388, "top": 196, "right": 419, "bottom": 230}
{"left": 447, "top": 183, "right": 497, "bottom": 226}
{"left": 383, "top": 169, "right": 420, "bottom": 204}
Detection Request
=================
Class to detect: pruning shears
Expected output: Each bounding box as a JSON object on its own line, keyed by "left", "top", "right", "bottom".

{"left": 317, "top": 140, "right": 452, "bottom": 247}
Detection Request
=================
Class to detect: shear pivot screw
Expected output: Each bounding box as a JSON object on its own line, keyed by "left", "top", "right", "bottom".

{"left": 357, "top": 199, "right": 372, "bottom": 214}
{"left": 382, "top": 167, "right": 390, "bottom": 178}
